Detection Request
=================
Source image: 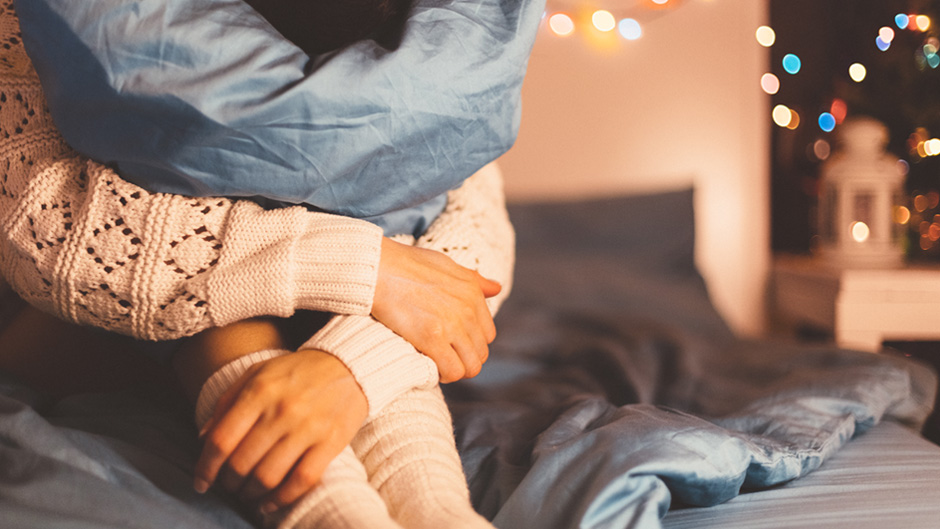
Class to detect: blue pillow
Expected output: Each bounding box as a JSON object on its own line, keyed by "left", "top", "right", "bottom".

{"left": 16, "top": 0, "right": 543, "bottom": 236}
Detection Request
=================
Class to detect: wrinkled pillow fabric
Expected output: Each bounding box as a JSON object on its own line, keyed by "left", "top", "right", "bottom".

{"left": 16, "top": 0, "right": 543, "bottom": 236}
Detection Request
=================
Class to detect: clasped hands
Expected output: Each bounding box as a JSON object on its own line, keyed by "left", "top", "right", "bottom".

{"left": 192, "top": 237, "right": 500, "bottom": 512}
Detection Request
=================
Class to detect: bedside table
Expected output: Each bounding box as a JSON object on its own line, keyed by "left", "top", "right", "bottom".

{"left": 772, "top": 254, "right": 940, "bottom": 352}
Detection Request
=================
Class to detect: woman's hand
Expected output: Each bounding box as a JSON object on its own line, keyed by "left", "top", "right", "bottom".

{"left": 372, "top": 237, "right": 501, "bottom": 383}
{"left": 193, "top": 349, "right": 368, "bottom": 513}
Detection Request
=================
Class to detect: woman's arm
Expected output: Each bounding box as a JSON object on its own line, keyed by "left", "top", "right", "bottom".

{"left": 302, "top": 163, "right": 515, "bottom": 418}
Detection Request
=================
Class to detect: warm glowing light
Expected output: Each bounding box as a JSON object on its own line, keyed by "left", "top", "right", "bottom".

{"left": 813, "top": 139, "right": 831, "bottom": 160}
{"left": 916, "top": 15, "right": 931, "bottom": 31}
{"left": 830, "top": 98, "right": 848, "bottom": 124}
{"left": 760, "top": 73, "right": 780, "bottom": 94}
{"left": 929, "top": 223, "right": 940, "bottom": 242}
{"left": 848, "top": 63, "right": 867, "bottom": 82}
{"left": 879, "top": 26, "right": 896, "bottom": 43}
{"left": 921, "top": 236, "right": 933, "bottom": 251}
{"left": 652, "top": 0, "right": 669, "bottom": 4}
{"left": 755, "top": 26, "right": 776, "bottom": 47}
{"left": 619, "top": 18, "right": 642, "bottom": 40}
{"left": 772, "top": 105, "right": 792, "bottom": 127}
{"left": 915, "top": 194, "right": 929, "bottom": 212}
{"left": 592, "top": 10, "right": 616, "bottom": 32}
{"left": 851, "top": 221, "right": 871, "bottom": 243}
{"left": 895, "top": 206, "right": 912, "bottom": 225}
{"left": 782, "top": 53, "right": 801, "bottom": 74}
{"left": 896, "top": 13, "right": 910, "bottom": 29}
{"left": 926, "top": 138, "right": 940, "bottom": 156}
{"left": 549, "top": 13, "right": 575, "bottom": 36}
{"left": 787, "top": 109, "right": 801, "bottom": 130}
{"left": 876, "top": 36, "right": 891, "bottom": 51}
{"left": 918, "top": 141, "right": 929, "bottom": 158}
{"left": 818, "top": 112, "right": 836, "bottom": 132}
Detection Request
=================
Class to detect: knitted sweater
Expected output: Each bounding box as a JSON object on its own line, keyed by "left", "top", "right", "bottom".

{"left": 0, "top": 3, "right": 514, "bottom": 417}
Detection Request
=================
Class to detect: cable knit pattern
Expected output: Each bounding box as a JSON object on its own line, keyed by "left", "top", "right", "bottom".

{"left": 0, "top": 4, "right": 382, "bottom": 341}
{"left": 304, "top": 164, "right": 516, "bottom": 417}
{"left": 0, "top": 4, "right": 515, "bottom": 418}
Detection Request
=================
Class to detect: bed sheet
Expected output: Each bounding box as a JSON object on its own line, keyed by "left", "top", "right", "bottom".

{"left": 1, "top": 190, "right": 937, "bottom": 529}
{"left": 662, "top": 420, "right": 940, "bottom": 528}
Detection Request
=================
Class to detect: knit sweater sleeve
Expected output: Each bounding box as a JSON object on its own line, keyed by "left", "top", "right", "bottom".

{"left": 302, "top": 163, "right": 515, "bottom": 418}
{"left": 0, "top": 12, "right": 382, "bottom": 341}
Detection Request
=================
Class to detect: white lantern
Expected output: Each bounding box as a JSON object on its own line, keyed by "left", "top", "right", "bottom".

{"left": 817, "top": 117, "right": 905, "bottom": 268}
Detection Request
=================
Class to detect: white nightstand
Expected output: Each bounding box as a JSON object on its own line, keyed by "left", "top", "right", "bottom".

{"left": 772, "top": 254, "right": 940, "bottom": 352}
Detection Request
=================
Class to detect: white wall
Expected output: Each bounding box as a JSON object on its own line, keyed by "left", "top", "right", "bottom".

{"left": 498, "top": 0, "right": 771, "bottom": 336}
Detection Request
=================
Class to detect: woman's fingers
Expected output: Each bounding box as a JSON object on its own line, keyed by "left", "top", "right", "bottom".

{"left": 238, "top": 435, "right": 309, "bottom": 502}
{"left": 194, "top": 391, "right": 265, "bottom": 493}
{"left": 261, "top": 444, "right": 336, "bottom": 512}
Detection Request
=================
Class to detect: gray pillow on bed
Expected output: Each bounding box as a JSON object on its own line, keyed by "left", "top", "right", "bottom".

{"left": 507, "top": 188, "right": 696, "bottom": 274}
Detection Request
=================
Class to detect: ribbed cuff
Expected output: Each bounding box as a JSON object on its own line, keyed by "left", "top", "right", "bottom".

{"left": 194, "top": 349, "right": 290, "bottom": 428}
{"left": 292, "top": 219, "right": 383, "bottom": 316}
{"left": 301, "top": 315, "right": 439, "bottom": 418}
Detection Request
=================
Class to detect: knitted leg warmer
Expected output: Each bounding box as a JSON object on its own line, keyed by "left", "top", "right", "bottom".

{"left": 351, "top": 385, "right": 494, "bottom": 529}
{"left": 195, "top": 350, "right": 402, "bottom": 529}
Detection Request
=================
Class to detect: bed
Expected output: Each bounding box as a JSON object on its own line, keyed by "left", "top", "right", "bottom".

{"left": 1, "top": 188, "right": 938, "bottom": 528}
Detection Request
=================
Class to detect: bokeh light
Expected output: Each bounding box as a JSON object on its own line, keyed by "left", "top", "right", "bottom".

{"left": 818, "top": 112, "right": 836, "bottom": 132}
{"left": 787, "top": 109, "right": 801, "bottom": 130}
{"left": 925, "top": 138, "right": 940, "bottom": 156}
{"left": 896, "top": 13, "right": 910, "bottom": 29}
{"left": 851, "top": 221, "right": 871, "bottom": 243}
{"left": 895, "top": 205, "right": 912, "bottom": 225}
{"left": 897, "top": 158, "right": 910, "bottom": 176}
{"left": 772, "top": 104, "right": 792, "bottom": 127}
{"left": 592, "top": 10, "right": 616, "bottom": 32}
{"left": 652, "top": 0, "right": 669, "bottom": 4}
{"left": 916, "top": 15, "right": 931, "bottom": 31}
{"left": 848, "top": 62, "right": 867, "bottom": 82}
{"left": 830, "top": 98, "right": 848, "bottom": 124}
{"left": 879, "top": 26, "right": 895, "bottom": 43}
{"left": 755, "top": 26, "right": 776, "bottom": 47}
{"left": 782, "top": 54, "right": 801, "bottom": 74}
{"left": 876, "top": 36, "right": 891, "bottom": 51}
{"left": 618, "top": 18, "right": 642, "bottom": 40}
{"left": 760, "top": 73, "right": 780, "bottom": 94}
{"left": 813, "top": 139, "right": 831, "bottom": 160}
{"left": 549, "top": 13, "right": 575, "bottom": 36}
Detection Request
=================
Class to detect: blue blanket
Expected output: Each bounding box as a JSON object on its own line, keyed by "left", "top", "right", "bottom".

{"left": 0, "top": 191, "right": 935, "bottom": 528}
{"left": 16, "top": 0, "right": 543, "bottom": 236}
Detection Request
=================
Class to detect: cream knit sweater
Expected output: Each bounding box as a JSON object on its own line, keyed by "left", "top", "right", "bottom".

{"left": 0, "top": 3, "right": 514, "bottom": 417}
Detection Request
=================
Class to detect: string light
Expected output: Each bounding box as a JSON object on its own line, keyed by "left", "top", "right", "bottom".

{"left": 618, "top": 18, "right": 642, "bottom": 40}
{"left": 760, "top": 73, "right": 780, "bottom": 95}
{"left": 782, "top": 54, "right": 801, "bottom": 74}
{"left": 542, "top": 0, "right": 683, "bottom": 43}
{"left": 549, "top": 13, "right": 575, "bottom": 36}
{"left": 916, "top": 15, "right": 931, "bottom": 31}
{"left": 818, "top": 112, "right": 836, "bottom": 132}
{"left": 848, "top": 63, "right": 867, "bottom": 82}
{"left": 896, "top": 13, "right": 910, "bottom": 29}
{"left": 592, "top": 10, "right": 617, "bottom": 32}
{"left": 756, "top": 26, "right": 776, "bottom": 47}
{"left": 879, "top": 26, "right": 895, "bottom": 43}
{"left": 772, "top": 104, "right": 792, "bottom": 128}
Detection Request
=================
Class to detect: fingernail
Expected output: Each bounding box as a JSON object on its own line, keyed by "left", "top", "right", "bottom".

{"left": 194, "top": 478, "right": 210, "bottom": 494}
{"left": 259, "top": 502, "right": 278, "bottom": 515}
{"left": 198, "top": 421, "right": 212, "bottom": 438}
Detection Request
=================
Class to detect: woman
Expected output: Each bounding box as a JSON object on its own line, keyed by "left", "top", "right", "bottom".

{"left": 0, "top": 0, "right": 534, "bottom": 526}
